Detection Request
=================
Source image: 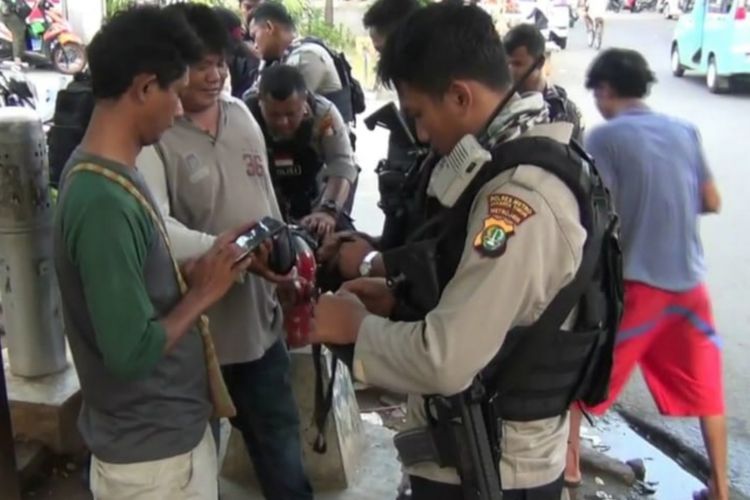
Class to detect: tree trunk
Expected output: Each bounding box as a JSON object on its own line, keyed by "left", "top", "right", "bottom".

{"left": 324, "top": 0, "right": 334, "bottom": 25}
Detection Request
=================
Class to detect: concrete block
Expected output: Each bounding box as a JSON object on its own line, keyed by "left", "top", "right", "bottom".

{"left": 220, "top": 422, "right": 402, "bottom": 500}
{"left": 3, "top": 347, "right": 83, "bottom": 454}
{"left": 222, "top": 348, "right": 365, "bottom": 492}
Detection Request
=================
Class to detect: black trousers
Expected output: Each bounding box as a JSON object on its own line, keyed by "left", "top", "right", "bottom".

{"left": 222, "top": 341, "right": 313, "bottom": 500}
{"left": 410, "top": 474, "right": 564, "bottom": 500}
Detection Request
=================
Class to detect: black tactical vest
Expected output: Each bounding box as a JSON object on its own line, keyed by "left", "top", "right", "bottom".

{"left": 247, "top": 97, "right": 325, "bottom": 221}
{"left": 382, "top": 136, "right": 624, "bottom": 420}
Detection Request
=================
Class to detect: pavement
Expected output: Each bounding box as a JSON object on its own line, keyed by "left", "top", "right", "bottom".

{"left": 18, "top": 394, "right": 703, "bottom": 500}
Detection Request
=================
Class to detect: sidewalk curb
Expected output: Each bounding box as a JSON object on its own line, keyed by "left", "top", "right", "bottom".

{"left": 616, "top": 406, "right": 750, "bottom": 500}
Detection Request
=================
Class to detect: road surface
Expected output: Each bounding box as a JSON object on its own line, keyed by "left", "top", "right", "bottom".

{"left": 350, "top": 10, "right": 750, "bottom": 497}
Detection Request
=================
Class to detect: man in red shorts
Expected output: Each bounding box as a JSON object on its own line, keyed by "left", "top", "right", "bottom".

{"left": 565, "top": 48, "right": 727, "bottom": 500}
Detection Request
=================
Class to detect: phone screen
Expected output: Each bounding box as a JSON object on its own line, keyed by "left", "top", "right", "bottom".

{"left": 234, "top": 217, "right": 286, "bottom": 259}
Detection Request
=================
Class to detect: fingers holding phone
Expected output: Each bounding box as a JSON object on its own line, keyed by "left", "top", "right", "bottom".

{"left": 185, "top": 242, "right": 253, "bottom": 309}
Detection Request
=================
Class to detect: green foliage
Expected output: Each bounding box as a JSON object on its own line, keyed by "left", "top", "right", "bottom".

{"left": 103, "top": 0, "right": 354, "bottom": 51}
{"left": 105, "top": 0, "right": 132, "bottom": 15}
{"left": 281, "top": 1, "right": 354, "bottom": 51}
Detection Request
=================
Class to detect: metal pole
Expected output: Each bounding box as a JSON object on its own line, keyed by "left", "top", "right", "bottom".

{"left": 0, "top": 107, "right": 67, "bottom": 378}
{"left": 0, "top": 348, "right": 21, "bottom": 500}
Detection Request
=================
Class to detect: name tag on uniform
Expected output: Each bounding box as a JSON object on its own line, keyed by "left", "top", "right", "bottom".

{"left": 274, "top": 154, "right": 302, "bottom": 176}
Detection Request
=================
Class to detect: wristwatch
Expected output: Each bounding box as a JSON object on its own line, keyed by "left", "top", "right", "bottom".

{"left": 359, "top": 251, "right": 379, "bottom": 277}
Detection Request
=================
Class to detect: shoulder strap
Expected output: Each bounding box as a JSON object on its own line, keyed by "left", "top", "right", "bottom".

{"left": 65, "top": 163, "right": 237, "bottom": 419}
{"left": 298, "top": 37, "right": 352, "bottom": 85}
{"left": 485, "top": 208, "right": 606, "bottom": 398}
{"left": 454, "top": 136, "right": 593, "bottom": 226}
{"left": 437, "top": 137, "right": 607, "bottom": 396}
{"left": 426, "top": 136, "right": 593, "bottom": 284}
{"left": 464, "top": 138, "right": 610, "bottom": 397}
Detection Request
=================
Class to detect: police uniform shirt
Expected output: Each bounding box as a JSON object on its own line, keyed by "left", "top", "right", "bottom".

{"left": 136, "top": 95, "right": 284, "bottom": 366}
{"left": 285, "top": 41, "right": 342, "bottom": 95}
{"left": 269, "top": 95, "right": 357, "bottom": 184}
{"left": 352, "top": 123, "right": 587, "bottom": 490}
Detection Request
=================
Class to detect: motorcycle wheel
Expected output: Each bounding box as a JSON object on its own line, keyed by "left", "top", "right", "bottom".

{"left": 51, "top": 42, "right": 87, "bottom": 75}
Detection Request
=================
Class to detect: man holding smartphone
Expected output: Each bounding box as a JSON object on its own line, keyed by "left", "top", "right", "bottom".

{"left": 54, "top": 7, "right": 257, "bottom": 497}
{"left": 137, "top": 4, "right": 313, "bottom": 499}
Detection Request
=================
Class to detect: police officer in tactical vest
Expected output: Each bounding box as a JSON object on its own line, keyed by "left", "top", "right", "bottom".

{"left": 313, "top": 4, "right": 622, "bottom": 500}
{"left": 247, "top": 64, "right": 359, "bottom": 237}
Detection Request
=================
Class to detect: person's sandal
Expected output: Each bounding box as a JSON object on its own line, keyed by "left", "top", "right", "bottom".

{"left": 564, "top": 477, "right": 582, "bottom": 489}
{"left": 693, "top": 488, "right": 709, "bottom": 500}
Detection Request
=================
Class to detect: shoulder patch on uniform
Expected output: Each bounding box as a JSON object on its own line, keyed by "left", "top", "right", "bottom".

{"left": 317, "top": 112, "right": 335, "bottom": 138}
{"left": 473, "top": 194, "right": 536, "bottom": 257}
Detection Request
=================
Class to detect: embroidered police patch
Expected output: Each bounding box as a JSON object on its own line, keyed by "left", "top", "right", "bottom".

{"left": 473, "top": 194, "right": 535, "bottom": 257}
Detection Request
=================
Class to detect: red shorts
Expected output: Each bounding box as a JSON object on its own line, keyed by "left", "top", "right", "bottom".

{"left": 588, "top": 281, "right": 724, "bottom": 417}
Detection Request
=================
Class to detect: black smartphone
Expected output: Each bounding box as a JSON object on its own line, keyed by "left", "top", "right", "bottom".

{"left": 234, "top": 217, "right": 287, "bottom": 261}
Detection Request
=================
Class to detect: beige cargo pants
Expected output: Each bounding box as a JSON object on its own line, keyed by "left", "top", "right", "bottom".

{"left": 89, "top": 425, "right": 218, "bottom": 500}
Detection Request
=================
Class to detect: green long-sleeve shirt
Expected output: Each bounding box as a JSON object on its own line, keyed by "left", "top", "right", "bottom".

{"left": 54, "top": 150, "right": 210, "bottom": 464}
{"left": 59, "top": 169, "right": 167, "bottom": 379}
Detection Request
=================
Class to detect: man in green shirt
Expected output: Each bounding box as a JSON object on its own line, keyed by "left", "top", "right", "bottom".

{"left": 54, "top": 7, "right": 257, "bottom": 499}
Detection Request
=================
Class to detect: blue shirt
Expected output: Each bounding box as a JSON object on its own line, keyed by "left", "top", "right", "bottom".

{"left": 585, "top": 106, "right": 711, "bottom": 292}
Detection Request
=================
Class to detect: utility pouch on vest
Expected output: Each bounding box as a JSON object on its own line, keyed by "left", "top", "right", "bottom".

{"left": 382, "top": 238, "right": 441, "bottom": 322}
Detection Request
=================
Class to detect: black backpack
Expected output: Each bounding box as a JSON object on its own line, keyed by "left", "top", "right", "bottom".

{"left": 48, "top": 72, "right": 94, "bottom": 187}
{"left": 298, "top": 37, "right": 366, "bottom": 121}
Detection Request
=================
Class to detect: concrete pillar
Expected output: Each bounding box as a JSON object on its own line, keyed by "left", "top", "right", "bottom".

{"left": 0, "top": 108, "right": 66, "bottom": 378}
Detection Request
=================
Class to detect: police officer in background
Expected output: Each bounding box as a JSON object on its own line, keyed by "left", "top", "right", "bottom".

{"left": 215, "top": 6, "right": 260, "bottom": 99}
{"left": 363, "top": 0, "right": 421, "bottom": 53}
{"left": 250, "top": 3, "right": 348, "bottom": 118}
{"left": 363, "top": 0, "right": 425, "bottom": 167}
{"left": 247, "top": 64, "right": 357, "bottom": 236}
{"left": 504, "top": 24, "right": 585, "bottom": 141}
{"left": 314, "top": 4, "right": 620, "bottom": 499}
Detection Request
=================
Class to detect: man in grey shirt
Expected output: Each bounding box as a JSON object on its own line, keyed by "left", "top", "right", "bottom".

{"left": 137, "top": 5, "right": 313, "bottom": 499}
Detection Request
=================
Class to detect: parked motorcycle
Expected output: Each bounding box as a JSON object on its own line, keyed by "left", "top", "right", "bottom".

{"left": 0, "top": 0, "right": 86, "bottom": 74}
{"left": 608, "top": 0, "right": 624, "bottom": 11}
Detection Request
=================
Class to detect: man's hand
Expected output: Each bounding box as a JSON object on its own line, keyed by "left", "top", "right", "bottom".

{"left": 246, "top": 240, "right": 294, "bottom": 284}
{"left": 301, "top": 211, "right": 337, "bottom": 238}
{"left": 341, "top": 278, "right": 395, "bottom": 317}
{"left": 214, "top": 222, "right": 292, "bottom": 285}
{"left": 311, "top": 290, "right": 368, "bottom": 345}
{"left": 184, "top": 243, "right": 253, "bottom": 310}
{"left": 317, "top": 231, "right": 356, "bottom": 263}
{"left": 317, "top": 232, "right": 375, "bottom": 280}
